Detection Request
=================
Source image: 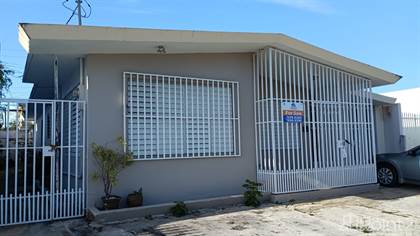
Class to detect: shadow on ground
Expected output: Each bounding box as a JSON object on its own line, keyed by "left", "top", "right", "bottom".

{"left": 358, "top": 184, "right": 420, "bottom": 200}
{"left": 1, "top": 185, "right": 419, "bottom": 236}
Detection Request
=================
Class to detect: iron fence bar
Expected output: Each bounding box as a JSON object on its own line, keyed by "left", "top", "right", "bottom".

{"left": 255, "top": 47, "right": 376, "bottom": 194}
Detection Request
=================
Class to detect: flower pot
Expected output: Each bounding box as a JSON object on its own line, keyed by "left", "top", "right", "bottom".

{"left": 102, "top": 195, "right": 121, "bottom": 210}
{"left": 127, "top": 192, "right": 143, "bottom": 207}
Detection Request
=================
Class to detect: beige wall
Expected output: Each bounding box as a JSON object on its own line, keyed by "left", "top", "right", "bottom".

{"left": 85, "top": 53, "right": 256, "bottom": 207}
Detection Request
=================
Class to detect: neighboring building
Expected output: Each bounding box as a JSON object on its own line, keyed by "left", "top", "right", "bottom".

{"left": 372, "top": 93, "right": 404, "bottom": 154}
{"left": 372, "top": 87, "right": 420, "bottom": 153}
{"left": 382, "top": 87, "right": 420, "bottom": 114}
{"left": 382, "top": 87, "right": 420, "bottom": 150}
{"left": 0, "top": 23, "right": 401, "bottom": 226}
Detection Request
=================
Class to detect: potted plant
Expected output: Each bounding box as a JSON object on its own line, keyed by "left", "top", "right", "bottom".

{"left": 127, "top": 188, "right": 143, "bottom": 207}
{"left": 91, "top": 137, "right": 133, "bottom": 210}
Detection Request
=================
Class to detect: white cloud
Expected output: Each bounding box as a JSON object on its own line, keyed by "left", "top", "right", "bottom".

{"left": 258, "top": 0, "right": 334, "bottom": 14}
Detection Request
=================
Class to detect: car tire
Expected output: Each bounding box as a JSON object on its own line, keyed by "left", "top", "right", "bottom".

{"left": 377, "top": 163, "right": 399, "bottom": 187}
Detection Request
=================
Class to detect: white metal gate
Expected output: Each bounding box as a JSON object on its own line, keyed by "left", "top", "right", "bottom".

{"left": 254, "top": 48, "right": 377, "bottom": 194}
{"left": 0, "top": 99, "right": 86, "bottom": 226}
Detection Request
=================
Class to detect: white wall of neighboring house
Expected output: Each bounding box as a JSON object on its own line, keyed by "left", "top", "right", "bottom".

{"left": 374, "top": 103, "right": 404, "bottom": 154}
{"left": 382, "top": 87, "right": 420, "bottom": 150}
{"left": 382, "top": 87, "right": 420, "bottom": 113}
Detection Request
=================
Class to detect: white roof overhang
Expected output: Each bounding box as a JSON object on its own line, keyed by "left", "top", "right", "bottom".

{"left": 19, "top": 23, "right": 401, "bottom": 86}
{"left": 372, "top": 93, "right": 397, "bottom": 105}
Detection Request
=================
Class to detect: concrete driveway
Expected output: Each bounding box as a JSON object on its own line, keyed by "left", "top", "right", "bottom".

{"left": 1, "top": 185, "right": 420, "bottom": 235}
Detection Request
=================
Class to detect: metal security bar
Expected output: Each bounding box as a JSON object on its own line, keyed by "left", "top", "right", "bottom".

{"left": 123, "top": 72, "right": 240, "bottom": 160}
{"left": 254, "top": 48, "right": 376, "bottom": 194}
{"left": 0, "top": 99, "right": 86, "bottom": 226}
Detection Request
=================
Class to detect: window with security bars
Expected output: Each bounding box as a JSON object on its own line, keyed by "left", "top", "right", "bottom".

{"left": 123, "top": 72, "right": 240, "bottom": 160}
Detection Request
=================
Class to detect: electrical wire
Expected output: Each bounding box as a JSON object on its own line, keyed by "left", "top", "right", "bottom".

{"left": 62, "top": 0, "right": 93, "bottom": 25}
{"left": 65, "top": 7, "right": 78, "bottom": 25}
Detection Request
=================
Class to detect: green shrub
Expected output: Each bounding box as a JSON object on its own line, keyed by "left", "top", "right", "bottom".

{"left": 91, "top": 137, "right": 134, "bottom": 199}
{"left": 242, "top": 179, "right": 263, "bottom": 207}
{"left": 169, "top": 201, "right": 188, "bottom": 217}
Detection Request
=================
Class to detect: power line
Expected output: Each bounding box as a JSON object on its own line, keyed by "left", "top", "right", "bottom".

{"left": 62, "top": 0, "right": 92, "bottom": 25}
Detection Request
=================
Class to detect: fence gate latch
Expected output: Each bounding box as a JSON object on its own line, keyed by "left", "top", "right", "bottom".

{"left": 43, "top": 144, "right": 57, "bottom": 157}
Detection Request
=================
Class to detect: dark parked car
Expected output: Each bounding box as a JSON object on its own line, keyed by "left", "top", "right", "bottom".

{"left": 376, "top": 145, "right": 420, "bottom": 186}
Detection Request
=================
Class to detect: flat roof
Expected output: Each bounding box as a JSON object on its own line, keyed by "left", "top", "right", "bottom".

{"left": 18, "top": 23, "right": 401, "bottom": 86}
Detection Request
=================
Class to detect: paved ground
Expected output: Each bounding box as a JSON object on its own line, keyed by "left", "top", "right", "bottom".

{"left": 1, "top": 185, "right": 420, "bottom": 235}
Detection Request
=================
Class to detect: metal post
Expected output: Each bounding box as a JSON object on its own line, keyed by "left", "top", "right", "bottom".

{"left": 77, "top": 0, "right": 82, "bottom": 26}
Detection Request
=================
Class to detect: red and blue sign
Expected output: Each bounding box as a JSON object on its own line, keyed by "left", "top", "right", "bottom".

{"left": 281, "top": 102, "right": 304, "bottom": 123}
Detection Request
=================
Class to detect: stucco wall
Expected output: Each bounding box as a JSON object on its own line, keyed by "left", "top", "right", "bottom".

{"left": 374, "top": 104, "right": 404, "bottom": 154}
{"left": 85, "top": 53, "right": 256, "bottom": 207}
{"left": 404, "top": 127, "right": 420, "bottom": 150}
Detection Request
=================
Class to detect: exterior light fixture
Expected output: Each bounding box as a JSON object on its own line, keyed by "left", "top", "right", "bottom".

{"left": 157, "top": 45, "right": 166, "bottom": 54}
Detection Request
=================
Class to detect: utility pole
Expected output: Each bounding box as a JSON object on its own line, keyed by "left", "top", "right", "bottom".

{"left": 63, "top": 0, "right": 91, "bottom": 25}
{"left": 76, "top": 0, "right": 82, "bottom": 25}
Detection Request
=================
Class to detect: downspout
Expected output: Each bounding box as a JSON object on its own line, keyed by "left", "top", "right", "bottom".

{"left": 78, "top": 56, "right": 89, "bottom": 210}
{"left": 79, "top": 57, "right": 85, "bottom": 99}
{"left": 54, "top": 56, "right": 59, "bottom": 99}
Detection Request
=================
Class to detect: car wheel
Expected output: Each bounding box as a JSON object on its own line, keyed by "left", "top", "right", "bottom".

{"left": 377, "top": 164, "right": 399, "bottom": 187}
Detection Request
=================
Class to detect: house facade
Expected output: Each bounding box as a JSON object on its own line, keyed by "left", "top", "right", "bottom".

{"left": 0, "top": 23, "right": 401, "bottom": 226}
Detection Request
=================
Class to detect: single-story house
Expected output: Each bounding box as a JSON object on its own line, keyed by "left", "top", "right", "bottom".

{"left": 0, "top": 23, "right": 401, "bottom": 226}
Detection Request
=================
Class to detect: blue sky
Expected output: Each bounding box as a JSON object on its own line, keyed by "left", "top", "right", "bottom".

{"left": 0, "top": 0, "right": 419, "bottom": 98}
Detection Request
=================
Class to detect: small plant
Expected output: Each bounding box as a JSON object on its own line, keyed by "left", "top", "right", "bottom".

{"left": 242, "top": 179, "right": 263, "bottom": 207}
{"left": 169, "top": 201, "right": 188, "bottom": 217}
{"left": 127, "top": 187, "right": 143, "bottom": 207}
{"left": 91, "top": 137, "right": 134, "bottom": 209}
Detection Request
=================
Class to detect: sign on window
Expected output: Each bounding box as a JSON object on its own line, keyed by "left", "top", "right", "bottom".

{"left": 281, "top": 102, "right": 304, "bottom": 123}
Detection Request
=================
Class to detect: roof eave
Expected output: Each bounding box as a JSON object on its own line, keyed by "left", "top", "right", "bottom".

{"left": 18, "top": 23, "right": 402, "bottom": 86}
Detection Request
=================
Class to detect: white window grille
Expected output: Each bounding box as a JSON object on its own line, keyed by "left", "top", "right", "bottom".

{"left": 123, "top": 72, "right": 240, "bottom": 160}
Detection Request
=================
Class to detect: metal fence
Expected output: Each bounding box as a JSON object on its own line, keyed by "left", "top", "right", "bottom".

{"left": 0, "top": 99, "right": 86, "bottom": 226}
{"left": 254, "top": 48, "right": 377, "bottom": 194}
{"left": 402, "top": 112, "right": 420, "bottom": 150}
